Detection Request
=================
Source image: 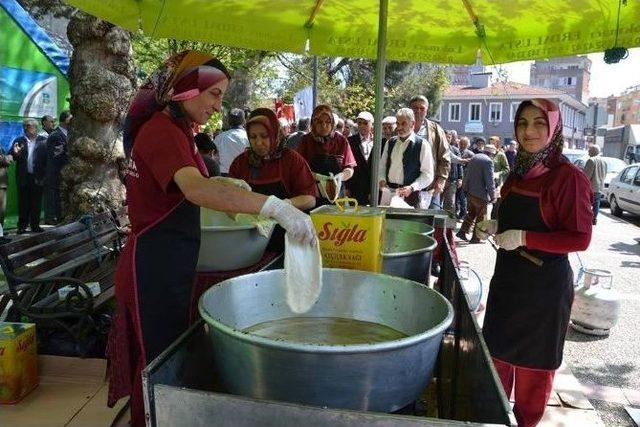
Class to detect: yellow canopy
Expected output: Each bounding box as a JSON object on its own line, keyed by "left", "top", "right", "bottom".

{"left": 67, "top": 0, "right": 640, "bottom": 64}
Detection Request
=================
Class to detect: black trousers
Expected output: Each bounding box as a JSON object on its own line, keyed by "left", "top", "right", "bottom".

{"left": 44, "top": 184, "right": 62, "bottom": 224}
{"left": 17, "top": 174, "right": 43, "bottom": 231}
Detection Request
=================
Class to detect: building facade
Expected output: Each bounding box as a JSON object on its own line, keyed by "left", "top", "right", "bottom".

{"left": 613, "top": 85, "right": 640, "bottom": 126}
{"left": 437, "top": 82, "right": 588, "bottom": 148}
{"left": 529, "top": 56, "right": 591, "bottom": 103}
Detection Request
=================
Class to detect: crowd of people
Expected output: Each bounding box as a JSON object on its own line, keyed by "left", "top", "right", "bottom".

{"left": 2, "top": 49, "right": 596, "bottom": 427}
{"left": 194, "top": 98, "right": 521, "bottom": 239}
{"left": 2, "top": 112, "right": 72, "bottom": 233}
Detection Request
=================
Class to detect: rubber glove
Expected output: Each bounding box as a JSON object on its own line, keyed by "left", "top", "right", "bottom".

{"left": 260, "top": 195, "right": 317, "bottom": 246}
{"left": 494, "top": 230, "right": 526, "bottom": 251}
{"left": 210, "top": 176, "right": 252, "bottom": 191}
{"left": 330, "top": 171, "right": 344, "bottom": 185}
{"left": 475, "top": 219, "right": 498, "bottom": 240}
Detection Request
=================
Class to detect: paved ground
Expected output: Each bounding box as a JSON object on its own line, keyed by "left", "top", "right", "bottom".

{"left": 455, "top": 207, "right": 640, "bottom": 426}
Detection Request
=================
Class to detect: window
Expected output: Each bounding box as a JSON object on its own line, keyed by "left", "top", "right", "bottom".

{"left": 510, "top": 102, "right": 520, "bottom": 122}
{"left": 489, "top": 103, "right": 502, "bottom": 122}
{"left": 634, "top": 169, "right": 640, "bottom": 187}
{"left": 622, "top": 166, "right": 638, "bottom": 185}
{"left": 449, "top": 103, "right": 461, "bottom": 122}
{"left": 469, "top": 103, "right": 481, "bottom": 122}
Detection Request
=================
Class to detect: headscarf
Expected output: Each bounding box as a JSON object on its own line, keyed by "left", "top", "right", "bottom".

{"left": 512, "top": 98, "right": 567, "bottom": 178}
{"left": 123, "top": 50, "right": 231, "bottom": 155}
{"left": 245, "top": 108, "right": 286, "bottom": 168}
{"left": 310, "top": 104, "right": 335, "bottom": 142}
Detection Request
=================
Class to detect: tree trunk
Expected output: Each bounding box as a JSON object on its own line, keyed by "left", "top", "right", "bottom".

{"left": 224, "top": 67, "right": 253, "bottom": 110}
{"left": 62, "top": 11, "right": 136, "bottom": 219}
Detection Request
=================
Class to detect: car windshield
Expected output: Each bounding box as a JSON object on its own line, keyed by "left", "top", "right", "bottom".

{"left": 564, "top": 152, "right": 588, "bottom": 163}
{"left": 603, "top": 158, "right": 626, "bottom": 173}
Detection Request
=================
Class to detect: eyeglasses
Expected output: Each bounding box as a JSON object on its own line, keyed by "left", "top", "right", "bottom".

{"left": 313, "top": 119, "right": 332, "bottom": 126}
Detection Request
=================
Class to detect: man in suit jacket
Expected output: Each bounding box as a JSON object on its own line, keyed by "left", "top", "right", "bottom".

{"left": 345, "top": 111, "right": 375, "bottom": 205}
{"left": 456, "top": 145, "right": 497, "bottom": 243}
{"left": 44, "top": 111, "right": 72, "bottom": 224}
{"left": 11, "top": 119, "right": 47, "bottom": 233}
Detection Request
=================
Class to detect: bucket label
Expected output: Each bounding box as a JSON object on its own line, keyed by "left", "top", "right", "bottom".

{"left": 311, "top": 210, "right": 383, "bottom": 272}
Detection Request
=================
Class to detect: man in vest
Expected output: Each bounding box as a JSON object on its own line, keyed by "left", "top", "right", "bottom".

{"left": 378, "top": 108, "right": 434, "bottom": 208}
{"left": 410, "top": 95, "right": 450, "bottom": 209}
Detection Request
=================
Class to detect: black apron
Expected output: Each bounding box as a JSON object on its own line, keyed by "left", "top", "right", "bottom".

{"left": 250, "top": 167, "right": 290, "bottom": 253}
{"left": 134, "top": 200, "right": 201, "bottom": 362}
{"left": 482, "top": 190, "right": 574, "bottom": 370}
{"left": 309, "top": 149, "right": 344, "bottom": 206}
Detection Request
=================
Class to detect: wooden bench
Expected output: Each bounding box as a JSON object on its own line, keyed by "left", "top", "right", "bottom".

{"left": 0, "top": 210, "right": 128, "bottom": 356}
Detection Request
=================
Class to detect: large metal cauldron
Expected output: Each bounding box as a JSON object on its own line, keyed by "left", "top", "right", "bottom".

{"left": 197, "top": 209, "right": 275, "bottom": 272}
{"left": 385, "top": 218, "right": 434, "bottom": 236}
{"left": 199, "top": 269, "right": 453, "bottom": 412}
{"left": 382, "top": 230, "right": 437, "bottom": 282}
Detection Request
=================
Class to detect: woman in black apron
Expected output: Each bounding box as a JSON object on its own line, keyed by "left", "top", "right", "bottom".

{"left": 295, "top": 105, "right": 356, "bottom": 205}
{"left": 229, "top": 108, "right": 318, "bottom": 251}
{"left": 107, "top": 51, "right": 317, "bottom": 426}
{"left": 478, "top": 99, "right": 593, "bottom": 427}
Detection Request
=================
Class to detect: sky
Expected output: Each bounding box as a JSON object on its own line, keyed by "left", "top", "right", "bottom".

{"left": 498, "top": 48, "right": 640, "bottom": 99}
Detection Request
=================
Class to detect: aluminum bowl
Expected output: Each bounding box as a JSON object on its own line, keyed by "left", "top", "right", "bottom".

{"left": 199, "top": 268, "right": 453, "bottom": 412}
{"left": 382, "top": 230, "right": 437, "bottom": 283}
{"left": 385, "top": 218, "right": 434, "bottom": 236}
{"left": 196, "top": 209, "right": 275, "bottom": 272}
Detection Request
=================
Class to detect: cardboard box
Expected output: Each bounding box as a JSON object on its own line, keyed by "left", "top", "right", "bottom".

{"left": 311, "top": 200, "right": 385, "bottom": 272}
{"left": 0, "top": 322, "right": 38, "bottom": 404}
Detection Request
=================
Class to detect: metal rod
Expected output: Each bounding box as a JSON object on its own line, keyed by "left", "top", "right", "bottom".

{"left": 370, "top": 0, "right": 389, "bottom": 207}
{"left": 304, "top": 0, "right": 326, "bottom": 29}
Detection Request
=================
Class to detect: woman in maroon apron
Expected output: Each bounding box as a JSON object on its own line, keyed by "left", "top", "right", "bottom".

{"left": 479, "top": 99, "right": 592, "bottom": 426}
{"left": 107, "top": 51, "right": 317, "bottom": 426}
{"left": 229, "top": 108, "right": 318, "bottom": 250}
{"left": 295, "top": 105, "right": 356, "bottom": 205}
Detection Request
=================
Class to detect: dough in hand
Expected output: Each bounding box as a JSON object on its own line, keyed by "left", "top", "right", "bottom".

{"left": 285, "top": 233, "right": 322, "bottom": 313}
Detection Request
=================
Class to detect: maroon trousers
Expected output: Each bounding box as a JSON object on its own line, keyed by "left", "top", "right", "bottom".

{"left": 492, "top": 358, "right": 555, "bottom": 427}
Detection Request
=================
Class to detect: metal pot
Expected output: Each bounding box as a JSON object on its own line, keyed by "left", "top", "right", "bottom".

{"left": 197, "top": 209, "right": 275, "bottom": 272}
{"left": 382, "top": 230, "right": 437, "bottom": 283}
{"left": 385, "top": 218, "right": 434, "bottom": 236}
{"left": 199, "top": 268, "right": 453, "bottom": 412}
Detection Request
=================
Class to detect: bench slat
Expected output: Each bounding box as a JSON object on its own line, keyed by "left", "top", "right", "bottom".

{"left": 8, "top": 222, "right": 117, "bottom": 270}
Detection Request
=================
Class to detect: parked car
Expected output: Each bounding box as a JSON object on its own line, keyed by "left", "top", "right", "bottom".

{"left": 608, "top": 164, "right": 640, "bottom": 217}
{"left": 563, "top": 148, "right": 588, "bottom": 165}
{"left": 600, "top": 157, "right": 628, "bottom": 203}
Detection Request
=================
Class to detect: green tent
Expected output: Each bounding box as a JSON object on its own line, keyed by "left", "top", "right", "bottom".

{"left": 0, "top": 0, "right": 71, "bottom": 228}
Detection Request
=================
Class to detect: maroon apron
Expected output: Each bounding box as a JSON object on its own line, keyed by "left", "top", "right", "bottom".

{"left": 482, "top": 188, "right": 573, "bottom": 370}
{"left": 247, "top": 162, "right": 291, "bottom": 252}
{"left": 107, "top": 198, "right": 200, "bottom": 426}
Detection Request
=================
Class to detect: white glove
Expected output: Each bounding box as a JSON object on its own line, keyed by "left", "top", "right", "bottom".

{"left": 210, "top": 176, "right": 252, "bottom": 191}
{"left": 475, "top": 219, "right": 498, "bottom": 240}
{"left": 260, "top": 195, "right": 317, "bottom": 246}
{"left": 330, "top": 172, "right": 344, "bottom": 185}
{"left": 494, "top": 229, "right": 526, "bottom": 251}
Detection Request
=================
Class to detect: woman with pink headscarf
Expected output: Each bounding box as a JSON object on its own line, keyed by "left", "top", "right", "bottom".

{"left": 477, "top": 99, "right": 592, "bottom": 426}
{"left": 108, "top": 51, "right": 316, "bottom": 426}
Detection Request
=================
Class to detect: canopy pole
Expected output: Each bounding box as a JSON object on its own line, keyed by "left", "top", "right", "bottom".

{"left": 370, "top": 0, "right": 388, "bottom": 207}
